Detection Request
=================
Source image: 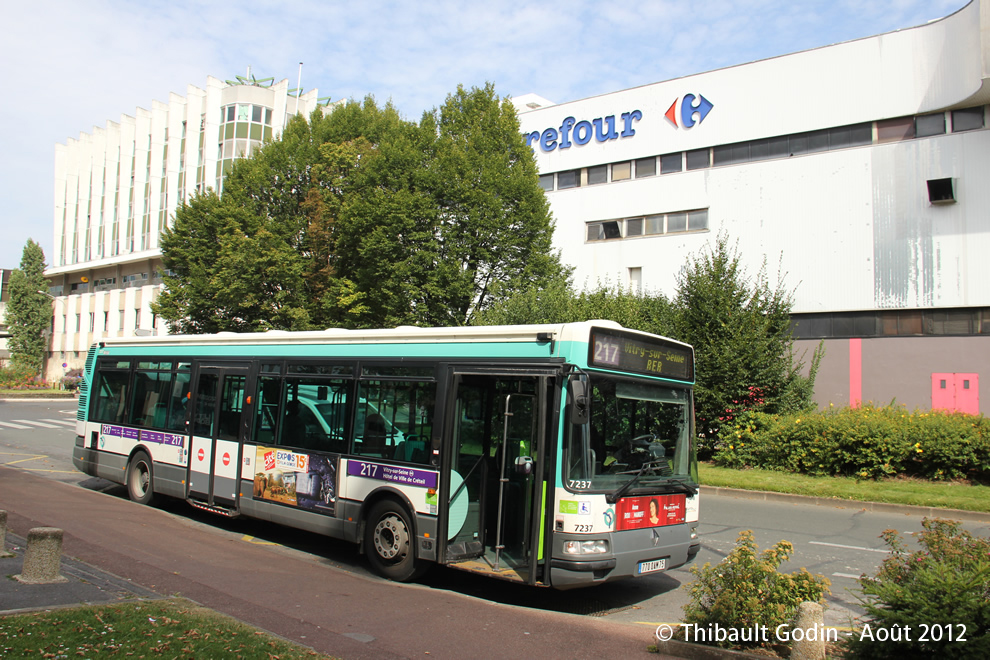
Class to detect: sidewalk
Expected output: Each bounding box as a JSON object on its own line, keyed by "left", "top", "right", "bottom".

{"left": 0, "top": 467, "right": 670, "bottom": 659}
{"left": 1, "top": 532, "right": 160, "bottom": 614}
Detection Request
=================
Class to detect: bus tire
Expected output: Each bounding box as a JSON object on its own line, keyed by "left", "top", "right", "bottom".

{"left": 127, "top": 450, "right": 158, "bottom": 506}
{"left": 364, "top": 500, "right": 427, "bottom": 582}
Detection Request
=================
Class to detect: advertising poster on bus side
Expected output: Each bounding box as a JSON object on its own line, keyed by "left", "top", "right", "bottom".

{"left": 253, "top": 446, "right": 338, "bottom": 516}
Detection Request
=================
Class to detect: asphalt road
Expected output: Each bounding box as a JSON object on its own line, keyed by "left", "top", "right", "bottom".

{"left": 3, "top": 397, "right": 989, "bottom": 636}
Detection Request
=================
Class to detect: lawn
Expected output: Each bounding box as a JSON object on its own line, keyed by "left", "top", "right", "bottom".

{"left": 0, "top": 598, "right": 333, "bottom": 659}
{"left": 700, "top": 462, "right": 990, "bottom": 513}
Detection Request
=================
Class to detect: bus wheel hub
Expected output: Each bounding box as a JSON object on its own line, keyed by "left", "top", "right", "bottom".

{"left": 374, "top": 514, "right": 408, "bottom": 560}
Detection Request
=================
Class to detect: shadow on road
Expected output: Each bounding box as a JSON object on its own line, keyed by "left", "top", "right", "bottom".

{"left": 76, "top": 477, "right": 685, "bottom": 618}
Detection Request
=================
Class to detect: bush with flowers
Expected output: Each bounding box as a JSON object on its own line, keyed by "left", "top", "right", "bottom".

{"left": 714, "top": 405, "right": 990, "bottom": 483}
{"left": 0, "top": 363, "right": 47, "bottom": 390}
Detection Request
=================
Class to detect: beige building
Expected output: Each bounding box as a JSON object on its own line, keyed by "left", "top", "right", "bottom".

{"left": 45, "top": 74, "right": 322, "bottom": 381}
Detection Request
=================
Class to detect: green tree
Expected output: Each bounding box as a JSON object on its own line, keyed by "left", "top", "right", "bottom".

{"left": 155, "top": 85, "right": 562, "bottom": 331}
{"left": 478, "top": 235, "right": 820, "bottom": 457}
{"left": 6, "top": 240, "right": 50, "bottom": 375}
{"left": 673, "top": 234, "right": 820, "bottom": 453}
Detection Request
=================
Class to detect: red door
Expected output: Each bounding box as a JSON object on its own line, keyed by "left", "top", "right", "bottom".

{"left": 931, "top": 373, "right": 979, "bottom": 414}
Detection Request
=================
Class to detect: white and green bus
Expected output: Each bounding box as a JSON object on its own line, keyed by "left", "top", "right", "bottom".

{"left": 73, "top": 321, "right": 700, "bottom": 588}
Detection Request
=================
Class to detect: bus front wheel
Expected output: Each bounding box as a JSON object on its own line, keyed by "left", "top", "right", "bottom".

{"left": 364, "top": 500, "right": 427, "bottom": 582}
{"left": 127, "top": 451, "right": 158, "bottom": 506}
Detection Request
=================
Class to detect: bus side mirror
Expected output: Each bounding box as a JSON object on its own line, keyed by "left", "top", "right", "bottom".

{"left": 569, "top": 378, "right": 589, "bottom": 425}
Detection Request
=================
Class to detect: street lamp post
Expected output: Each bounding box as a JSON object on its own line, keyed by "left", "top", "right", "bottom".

{"left": 36, "top": 290, "right": 57, "bottom": 384}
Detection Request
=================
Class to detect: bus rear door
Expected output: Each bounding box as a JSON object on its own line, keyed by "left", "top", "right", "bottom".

{"left": 188, "top": 364, "right": 251, "bottom": 508}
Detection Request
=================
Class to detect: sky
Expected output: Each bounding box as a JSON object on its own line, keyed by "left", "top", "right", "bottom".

{"left": 0, "top": 0, "right": 966, "bottom": 270}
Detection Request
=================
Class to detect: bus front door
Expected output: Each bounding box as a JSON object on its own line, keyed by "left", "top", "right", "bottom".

{"left": 444, "top": 372, "right": 550, "bottom": 584}
{"left": 188, "top": 365, "right": 250, "bottom": 509}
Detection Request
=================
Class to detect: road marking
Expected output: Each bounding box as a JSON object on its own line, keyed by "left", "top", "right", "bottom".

{"left": 0, "top": 421, "right": 31, "bottom": 430}
{"left": 10, "top": 419, "right": 61, "bottom": 429}
{"left": 40, "top": 418, "right": 76, "bottom": 426}
{"left": 810, "top": 541, "right": 889, "bottom": 554}
{"left": 241, "top": 535, "right": 280, "bottom": 546}
{"left": 832, "top": 572, "right": 863, "bottom": 579}
{"left": 0, "top": 452, "right": 78, "bottom": 474}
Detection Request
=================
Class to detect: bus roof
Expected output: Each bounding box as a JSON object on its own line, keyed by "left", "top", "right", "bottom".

{"left": 95, "top": 320, "right": 690, "bottom": 351}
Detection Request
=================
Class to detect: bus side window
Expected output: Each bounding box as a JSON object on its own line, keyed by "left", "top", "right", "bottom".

{"left": 92, "top": 370, "right": 131, "bottom": 424}
{"left": 254, "top": 376, "right": 280, "bottom": 445}
{"left": 355, "top": 379, "right": 436, "bottom": 464}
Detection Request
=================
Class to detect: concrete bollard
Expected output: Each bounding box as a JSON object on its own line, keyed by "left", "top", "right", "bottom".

{"left": 790, "top": 601, "right": 826, "bottom": 660}
{"left": 15, "top": 527, "right": 68, "bottom": 584}
{"left": 0, "top": 511, "right": 12, "bottom": 558}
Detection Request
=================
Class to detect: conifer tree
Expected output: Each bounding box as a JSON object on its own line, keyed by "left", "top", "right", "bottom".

{"left": 7, "top": 240, "right": 50, "bottom": 375}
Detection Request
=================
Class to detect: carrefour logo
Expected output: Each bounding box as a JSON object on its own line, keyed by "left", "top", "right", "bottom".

{"left": 665, "top": 94, "right": 714, "bottom": 128}
{"left": 525, "top": 110, "right": 642, "bottom": 153}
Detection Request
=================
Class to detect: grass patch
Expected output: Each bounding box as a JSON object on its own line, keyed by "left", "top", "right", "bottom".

{"left": 699, "top": 462, "right": 990, "bottom": 513}
{"left": 0, "top": 598, "right": 332, "bottom": 658}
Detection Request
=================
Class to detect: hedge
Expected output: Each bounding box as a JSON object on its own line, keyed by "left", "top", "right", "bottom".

{"left": 714, "top": 405, "right": 990, "bottom": 483}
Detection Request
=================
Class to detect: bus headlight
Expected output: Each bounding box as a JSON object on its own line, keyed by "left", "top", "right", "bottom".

{"left": 563, "top": 539, "right": 610, "bottom": 555}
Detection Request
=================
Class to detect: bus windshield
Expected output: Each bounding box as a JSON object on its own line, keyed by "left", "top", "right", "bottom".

{"left": 565, "top": 374, "right": 695, "bottom": 492}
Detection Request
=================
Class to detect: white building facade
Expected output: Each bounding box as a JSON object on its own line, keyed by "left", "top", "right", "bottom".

{"left": 46, "top": 75, "right": 321, "bottom": 381}
{"left": 516, "top": 0, "right": 990, "bottom": 413}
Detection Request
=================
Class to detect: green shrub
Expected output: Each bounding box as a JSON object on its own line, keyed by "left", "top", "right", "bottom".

{"left": 0, "top": 363, "right": 45, "bottom": 389}
{"left": 682, "top": 530, "right": 830, "bottom": 651}
{"left": 844, "top": 518, "right": 990, "bottom": 659}
{"left": 713, "top": 405, "right": 990, "bottom": 484}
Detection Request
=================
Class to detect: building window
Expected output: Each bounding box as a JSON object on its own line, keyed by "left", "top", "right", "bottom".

{"left": 588, "top": 208, "right": 708, "bottom": 242}
{"left": 915, "top": 113, "right": 946, "bottom": 137}
{"left": 688, "top": 209, "right": 709, "bottom": 231}
{"left": 667, "top": 212, "right": 687, "bottom": 232}
{"left": 635, "top": 157, "right": 656, "bottom": 178}
{"left": 951, "top": 107, "right": 984, "bottom": 132}
{"left": 587, "top": 164, "right": 608, "bottom": 185}
{"left": 557, "top": 169, "right": 581, "bottom": 189}
{"left": 927, "top": 178, "right": 955, "bottom": 204}
{"left": 685, "top": 149, "right": 710, "bottom": 170}
{"left": 538, "top": 173, "right": 554, "bottom": 191}
{"left": 628, "top": 267, "right": 642, "bottom": 292}
{"left": 877, "top": 117, "right": 915, "bottom": 143}
{"left": 586, "top": 221, "right": 622, "bottom": 241}
{"left": 660, "top": 153, "right": 682, "bottom": 174}
{"left": 611, "top": 161, "right": 631, "bottom": 181}
{"left": 645, "top": 214, "right": 663, "bottom": 235}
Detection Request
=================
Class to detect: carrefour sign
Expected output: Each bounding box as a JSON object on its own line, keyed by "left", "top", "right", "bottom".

{"left": 523, "top": 94, "right": 714, "bottom": 153}
{"left": 525, "top": 111, "right": 642, "bottom": 153}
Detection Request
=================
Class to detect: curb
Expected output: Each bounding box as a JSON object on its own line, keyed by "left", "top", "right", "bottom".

{"left": 655, "top": 638, "right": 769, "bottom": 659}
{"left": 700, "top": 485, "right": 990, "bottom": 523}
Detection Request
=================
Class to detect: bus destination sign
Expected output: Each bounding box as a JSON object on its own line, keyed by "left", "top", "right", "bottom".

{"left": 589, "top": 328, "right": 694, "bottom": 381}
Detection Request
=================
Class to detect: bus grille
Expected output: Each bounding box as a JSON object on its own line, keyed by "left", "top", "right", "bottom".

{"left": 76, "top": 345, "right": 97, "bottom": 422}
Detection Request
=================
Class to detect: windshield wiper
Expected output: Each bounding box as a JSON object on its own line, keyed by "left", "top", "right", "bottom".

{"left": 606, "top": 467, "right": 698, "bottom": 503}
{"left": 606, "top": 461, "right": 654, "bottom": 503}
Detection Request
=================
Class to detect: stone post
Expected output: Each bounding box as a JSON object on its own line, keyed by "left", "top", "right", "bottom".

{"left": 0, "top": 511, "right": 12, "bottom": 558}
{"left": 790, "top": 601, "right": 826, "bottom": 660}
{"left": 15, "top": 527, "right": 68, "bottom": 584}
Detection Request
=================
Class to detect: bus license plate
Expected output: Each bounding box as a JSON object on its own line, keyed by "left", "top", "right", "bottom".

{"left": 638, "top": 559, "right": 666, "bottom": 574}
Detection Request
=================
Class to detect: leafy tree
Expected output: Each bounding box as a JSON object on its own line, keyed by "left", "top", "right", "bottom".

{"left": 6, "top": 240, "right": 50, "bottom": 375}
{"left": 478, "top": 234, "right": 820, "bottom": 458}
{"left": 155, "top": 85, "right": 562, "bottom": 331}
{"left": 419, "top": 83, "right": 565, "bottom": 324}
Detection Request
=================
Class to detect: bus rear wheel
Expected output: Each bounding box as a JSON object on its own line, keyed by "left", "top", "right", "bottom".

{"left": 127, "top": 451, "right": 158, "bottom": 506}
{"left": 364, "top": 500, "right": 427, "bottom": 582}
